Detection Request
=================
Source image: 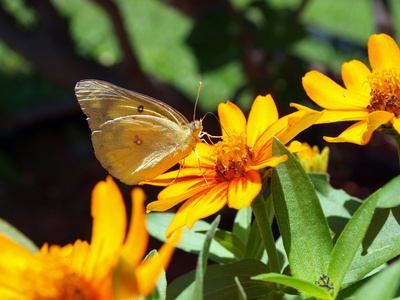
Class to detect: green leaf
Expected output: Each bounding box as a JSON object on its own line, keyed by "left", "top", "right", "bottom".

{"left": 252, "top": 273, "right": 332, "bottom": 300}
{"left": 0, "top": 218, "right": 38, "bottom": 253}
{"left": 192, "top": 215, "right": 220, "bottom": 300}
{"left": 233, "top": 206, "right": 252, "bottom": 245}
{"left": 271, "top": 138, "right": 333, "bottom": 283}
{"left": 146, "top": 212, "right": 235, "bottom": 263}
{"left": 234, "top": 276, "right": 247, "bottom": 300}
{"left": 374, "top": 175, "right": 400, "bottom": 208}
{"left": 342, "top": 207, "right": 400, "bottom": 287}
{"left": 144, "top": 250, "right": 167, "bottom": 300}
{"left": 212, "top": 230, "right": 245, "bottom": 259}
{"left": 167, "top": 259, "right": 271, "bottom": 300}
{"left": 327, "top": 187, "right": 379, "bottom": 297}
{"left": 351, "top": 259, "right": 400, "bottom": 300}
{"left": 244, "top": 219, "right": 265, "bottom": 261}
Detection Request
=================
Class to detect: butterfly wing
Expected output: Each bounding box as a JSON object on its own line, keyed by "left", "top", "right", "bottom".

{"left": 75, "top": 80, "right": 198, "bottom": 185}
{"left": 75, "top": 80, "right": 190, "bottom": 131}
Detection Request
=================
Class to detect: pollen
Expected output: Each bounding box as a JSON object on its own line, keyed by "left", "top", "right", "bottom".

{"left": 213, "top": 133, "right": 257, "bottom": 181}
{"left": 367, "top": 68, "right": 400, "bottom": 117}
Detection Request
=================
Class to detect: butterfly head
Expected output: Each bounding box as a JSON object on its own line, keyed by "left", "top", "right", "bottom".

{"left": 190, "top": 120, "right": 203, "bottom": 141}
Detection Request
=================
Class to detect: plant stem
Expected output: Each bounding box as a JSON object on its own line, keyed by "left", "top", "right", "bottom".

{"left": 251, "top": 193, "right": 280, "bottom": 274}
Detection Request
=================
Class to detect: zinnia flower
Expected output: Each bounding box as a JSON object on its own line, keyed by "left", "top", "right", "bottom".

{"left": 296, "top": 33, "right": 400, "bottom": 145}
{"left": 145, "top": 95, "right": 321, "bottom": 238}
{"left": 0, "top": 176, "right": 181, "bottom": 299}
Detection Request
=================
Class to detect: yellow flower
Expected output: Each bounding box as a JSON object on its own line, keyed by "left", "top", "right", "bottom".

{"left": 145, "top": 95, "right": 321, "bottom": 238}
{"left": 296, "top": 33, "right": 400, "bottom": 145}
{"left": 296, "top": 143, "right": 329, "bottom": 172}
{"left": 0, "top": 176, "right": 181, "bottom": 299}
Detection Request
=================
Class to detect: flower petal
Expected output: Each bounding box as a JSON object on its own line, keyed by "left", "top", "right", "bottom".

{"left": 147, "top": 179, "right": 214, "bottom": 212}
{"left": 302, "top": 70, "right": 370, "bottom": 109}
{"left": 227, "top": 170, "right": 262, "bottom": 209}
{"left": 286, "top": 140, "right": 307, "bottom": 154}
{"left": 247, "top": 95, "right": 278, "bottom": 148}
{"left": 165, "top": 191, "right": 207, "bottom": 238}
{"left": 369, "top": 34, "right": 400, "bottom": 71}
{"left": 342, "top": 60, "right": 371, "bottom": 95}
{"left": 323, "top": 111, "right": 393, "bottom": 145}
{"left": 291, "top": 103, "right": 370, "bottom": 124}
{"left": 185, "top": 182, "right": 229, "bottom": 230}
{"left": 218, "top": 101, "right": 246, "bottom": 135}
{"left": 391, "top": 116, "right": 400, "bottom": 134}
{"left": 85, "top": 176, "right": 127, "bottom": 279}
{"left": 122, "top": 188, "right": 148, "bottom": 267}
{"left": 181, "top": 143, "right": 216, "bottom": 168}
{"left": 248, "top": 154, "right": 287, "bottom": 170}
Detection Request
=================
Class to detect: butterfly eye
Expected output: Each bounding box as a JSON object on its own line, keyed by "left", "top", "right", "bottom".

{"left": 137, "top": 105, "right": 144, "bottom": 113}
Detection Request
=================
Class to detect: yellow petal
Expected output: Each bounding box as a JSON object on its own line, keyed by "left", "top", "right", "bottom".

{"left": 0, "top": 233, "right": 37, "bottom": 294}
{"left": 342, "top": 60, "right": 371, "bottom": 95}
{"left": 286, "top": 140, "right": 307, "bottom": 153}
{"left": 323, "top": 111, "right": 393, "bottom": 145}
{"left": 368, "top": 33, "right": 400, "bottom": 71}
{"left": 218, "top": 101, "right": 246, "bottom": 135}
{"left": 391, "top": 116, "right": 400, "bottom": 134}
{"left": 186, "top": 182, "right": 229, "bottom": 230}
{"left": 122, "top": 188, "right": 148, "bottom": 267}
{"left": 248, "top": 154, "right": 287, "bottom": 170}
{"left": 302, "top": 70, "right": 370, "bottom": 109}
{"left": 85, "top": 176, "right": 127, "bottom": 279}
{"left": 227, "top": 170, "right": 262, "bottom": 209}
{"left": 181, "top": 143, "right": 216, "bottom": 168}
{"left": 247, "top": 95, "right": 278, "bottom": 148}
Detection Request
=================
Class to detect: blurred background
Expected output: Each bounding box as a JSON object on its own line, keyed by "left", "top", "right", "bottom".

{"left": 1, "top": 0, "right": 399, "bottom": 280}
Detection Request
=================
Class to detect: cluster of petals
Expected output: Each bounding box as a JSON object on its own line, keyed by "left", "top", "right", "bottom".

{"left": 0, "top": 176, "right": 181, "bottom": 299}
{"left": 145, "top": 95, "right": 321, "bottom": 238}
{"left": 296, "top": 33, "right": 400, "bottom": 145}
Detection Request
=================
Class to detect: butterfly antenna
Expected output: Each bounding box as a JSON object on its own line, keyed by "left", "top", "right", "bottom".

{"left": 193, "top": 82, "right": 202, "bottom": 122}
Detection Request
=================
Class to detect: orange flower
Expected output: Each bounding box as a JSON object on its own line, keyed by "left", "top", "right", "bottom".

{"left": 0, "top": 177, "right": 181, "bottom": 299}
{"left": 145, "top": 95, "right": 321, "bottom": 238}
{"left": 297, "top": 33, "right": 400, "bottom": 145}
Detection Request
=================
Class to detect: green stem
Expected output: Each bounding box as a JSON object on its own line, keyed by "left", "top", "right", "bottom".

{"left": 251, "top": 193, "right": 280, "bottom": 274}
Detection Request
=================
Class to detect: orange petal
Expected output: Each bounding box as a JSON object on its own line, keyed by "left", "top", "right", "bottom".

{"left": 185, "top": 182, "right": 229, "bottom": 230}
{"left": 147, "top": 180, "right": 214, "bottom": 212}
{"left": 369, "top": 34, "right": 400, "bottom": 71}
{"left": 342, "top": 60, "right": 371, "bottom": 95}
{"left": 165, "top": 191, "right": 207, "bottom": 239}
{"left": 122, "top": 188, "right": 148, "bottom": 267}
{"left": 85, "top": 176, "right": 127, "bottom": 279}
{"left": 302, "top": 70, "right": 370, "bottom": 109}
{"left": 135, "top": 229, "right": 183, "bottom": 296}
{"left": 247, "top": 95, "right": 278, "bottom": 148}
{"left": 218, "top": 101, "right": 246, "bottom": 135}
{"left": 227, "top": 170, "right": 262, "bottom": 209}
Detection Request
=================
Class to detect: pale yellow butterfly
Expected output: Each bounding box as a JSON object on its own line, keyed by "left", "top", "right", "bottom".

{"left": 75, "top": 79, "right": 203, "bottom": 185}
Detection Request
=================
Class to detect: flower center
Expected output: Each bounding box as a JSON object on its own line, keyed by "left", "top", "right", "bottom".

{"left": 213, "top": 133, "right": 257, "bottom": 181}
{"left": 367, "top": 69, "right": 400, "bottom": 117}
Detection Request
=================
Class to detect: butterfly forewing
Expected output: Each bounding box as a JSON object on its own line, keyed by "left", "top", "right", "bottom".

{"left": 75, "top": 80, "right": 190, "bottom": 131}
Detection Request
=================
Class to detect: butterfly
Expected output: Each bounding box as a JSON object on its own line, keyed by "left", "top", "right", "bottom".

{"left": 75, "top": 79, "right": 203, "bottom": 185}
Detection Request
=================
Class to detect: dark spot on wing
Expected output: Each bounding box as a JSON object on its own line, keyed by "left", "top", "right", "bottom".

{"left": 137, "top": 105, "right": 144, "bottom": 113}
